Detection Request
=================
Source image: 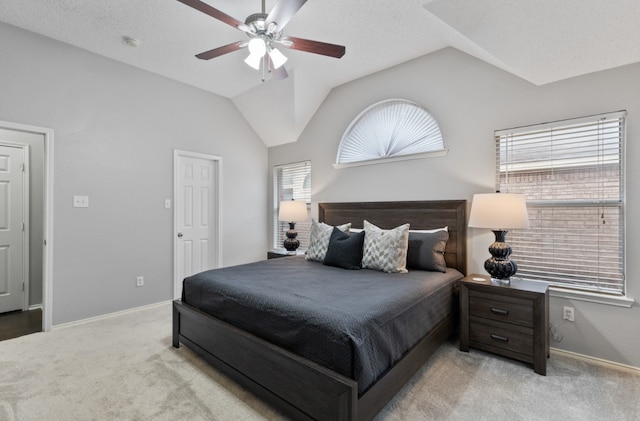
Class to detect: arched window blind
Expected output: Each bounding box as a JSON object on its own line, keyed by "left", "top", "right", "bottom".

{"left": 336, "top": 99, "right": 445, "bottom": 167}
{"left": 495, "top": 111, "right": 626, "bottom": 295}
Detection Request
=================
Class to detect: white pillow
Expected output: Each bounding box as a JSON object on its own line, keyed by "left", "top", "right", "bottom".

{"left": 306, "top": 220, "right": 352, "bottom": 262}
{"left": 361, "top": 220, "right": 410, "bottom": 273}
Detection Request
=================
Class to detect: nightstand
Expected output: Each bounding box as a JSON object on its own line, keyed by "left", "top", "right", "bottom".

{"left": 267, "top": 250, "right": 305, "bottom": 259}
{"left": 459, "top": 274, "right": 549, "bottom": 375}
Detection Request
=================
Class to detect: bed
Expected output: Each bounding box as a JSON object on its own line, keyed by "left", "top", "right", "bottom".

{"left": 173, "top": 200, "right": 467, "bottom": 420}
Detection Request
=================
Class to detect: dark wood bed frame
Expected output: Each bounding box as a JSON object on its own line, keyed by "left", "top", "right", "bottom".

{"left": 173, "top": 200, "right": 467, "bottom": 420}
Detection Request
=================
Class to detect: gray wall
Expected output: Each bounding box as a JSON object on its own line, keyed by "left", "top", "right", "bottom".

{"left": 268, "top": 48, "right": 640, "bottom": 368}
{"left": 0, "top": 22, "right": 268, "bottom": 325}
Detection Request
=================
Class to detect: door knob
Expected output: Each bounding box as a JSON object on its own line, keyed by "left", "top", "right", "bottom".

{"left": 177, "top": 233, "right": 183, "bottom": 238}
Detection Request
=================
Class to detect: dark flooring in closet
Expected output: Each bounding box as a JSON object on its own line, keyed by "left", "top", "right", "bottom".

{"left": 0, "top": 308, "right": 42, "bottom": 341}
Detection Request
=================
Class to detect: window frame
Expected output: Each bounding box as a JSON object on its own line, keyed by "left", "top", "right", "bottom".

{"left": 494, "top": 111, "right": 628, "bottom": 302}
{"left": 272, "top": 161, "right": 311, "bottom": 251}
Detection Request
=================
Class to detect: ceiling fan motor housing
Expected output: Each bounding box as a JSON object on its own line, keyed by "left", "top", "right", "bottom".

{"left": 245, "top": 13, "right": 268, "bottom": 33}
{"left": 245, "top": 12, "right": 282, "bottom": 42}
{"left": 245, "top": 13, "right": 267, "bottom": 27}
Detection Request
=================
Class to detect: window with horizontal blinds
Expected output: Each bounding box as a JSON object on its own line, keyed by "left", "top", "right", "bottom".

{"left": 495, "top": 111, "right": 625, "bottom": 294}
{"left": 273, "top": 161, "right": 311, "bottom": 250}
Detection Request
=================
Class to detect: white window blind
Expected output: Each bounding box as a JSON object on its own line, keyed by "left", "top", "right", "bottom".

{"left": 495, "top": 111, "right": 625, "bottom": 295}
{"left": 273, "top": 161, "right": 311, "bottom": 250}
{"left": 336, "top": 99, "right": 445, "bottom": 166}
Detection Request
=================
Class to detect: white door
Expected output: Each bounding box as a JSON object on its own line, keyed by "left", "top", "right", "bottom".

{"left": 174, "top": 152, "right": 221, "bottom": 299}
{"left": 0, "top": 145, "right": 26, "bottom": 313}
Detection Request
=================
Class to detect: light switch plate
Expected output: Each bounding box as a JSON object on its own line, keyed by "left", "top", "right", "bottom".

{"left": 73, "top": 195, "right": 89, "bottom": 208}
{"left": 164, "top": 199, "right": 172, "bottom": 209}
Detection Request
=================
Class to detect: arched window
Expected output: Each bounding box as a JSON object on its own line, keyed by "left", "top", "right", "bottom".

{"left": 335, "top": 99, "right": 447, "bottom": 168}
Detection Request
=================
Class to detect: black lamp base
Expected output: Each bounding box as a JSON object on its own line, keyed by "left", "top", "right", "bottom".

{"left": 283, "top": 222, "right": 300, "bottom": 253}
{"left": 484, "top": 230, "right": 518, "bottom": 283}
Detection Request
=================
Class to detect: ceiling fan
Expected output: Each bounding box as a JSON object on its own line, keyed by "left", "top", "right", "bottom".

{"left": 177, "top": 0, "right": 346, "bottom": 81}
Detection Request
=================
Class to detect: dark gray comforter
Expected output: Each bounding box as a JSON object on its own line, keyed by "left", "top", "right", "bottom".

{"left": 182, "top": 256, "right": 462, "bottom": 394}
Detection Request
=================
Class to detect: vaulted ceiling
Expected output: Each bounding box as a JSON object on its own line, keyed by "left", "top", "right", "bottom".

{"left": 1, "top": 0, "right": 638, "bottom": 146}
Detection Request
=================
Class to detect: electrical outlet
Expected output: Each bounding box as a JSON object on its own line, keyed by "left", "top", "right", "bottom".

{"left": 136, "top": 276, "right": 144, "bottom": 287}
{"left": 563, "top": 306, "right": 575, "bottom": 322}
{"left": 73, "top": 195, "right": 89, "bottom": 208}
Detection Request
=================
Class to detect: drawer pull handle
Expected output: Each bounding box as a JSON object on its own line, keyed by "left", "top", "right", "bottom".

{"left": 490, "top": 307, "right": 509, "bottom": 315}
{"left": 490, "top": 334, "right": 509, "bottom": 342}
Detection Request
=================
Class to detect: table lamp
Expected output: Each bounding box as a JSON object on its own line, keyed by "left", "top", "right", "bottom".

{"left": 278, "top": 200, "right": 308, "bottom": 253}
{"left": 468, "top": 193, "right": 530, "bottom": 283}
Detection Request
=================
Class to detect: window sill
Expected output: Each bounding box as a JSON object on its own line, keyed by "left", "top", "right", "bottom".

{"left": 549, "top": 287, "right": 634, "bottom": 308}
{"left": 333, "top": 149, "right": 448, "bottom": 169}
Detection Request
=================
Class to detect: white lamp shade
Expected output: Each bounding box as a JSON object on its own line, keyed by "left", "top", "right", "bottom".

{"left": 247, "top": 38, "right": 266, "bottom": 56}
{"left": 468, "top": 193, "right": 530, "bottom": 230}
{"left": 245, "top": 38, "right": 266, "bottom": 70}
{"left": 268, "top": 47, "right": 288, "bottom": 69}
{"left": 278, "top": 201, "right": 308, "bottom": 222}
{"left": 244, "top": 52, "right": 262, "bottom": 70}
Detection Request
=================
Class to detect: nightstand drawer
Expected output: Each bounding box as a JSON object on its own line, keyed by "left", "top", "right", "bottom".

{"left": 470, "top": 321, "right": 533, "bottom": 356}
{"left": 469, "top": 295, "right": 533, "bottom": 327}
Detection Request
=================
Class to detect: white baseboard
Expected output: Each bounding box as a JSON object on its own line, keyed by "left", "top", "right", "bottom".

{"left": 551, "top": 347, "right": 640, "bottom": 374}
{"left": 53, "top": 301, "right": 172, "bottom": 330}
{"left": 28, "top": 304, "right": 43, "bottom": 311}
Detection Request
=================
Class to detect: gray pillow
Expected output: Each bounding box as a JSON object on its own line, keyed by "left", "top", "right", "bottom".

{"left": 361, "top": 220, "right": 410, "bottom": 273}
{"left": 406, "top": 230, "right": 449, "bottom": 272}
{"left": 323, "top": 227, "right": 365, "bottom": 270}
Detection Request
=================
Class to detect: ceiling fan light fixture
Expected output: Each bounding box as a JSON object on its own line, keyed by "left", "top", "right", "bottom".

{"left": 268, "top": 47, "right": 288, "bottom": 69}
{"left": 244, "top": 51, "right": 263, "bottom": 70}
{"left": 245, "top": 37, "right": 267, "bottom": 70}
{"left": 247, "top": 37, "right": 266, "bottom": 56}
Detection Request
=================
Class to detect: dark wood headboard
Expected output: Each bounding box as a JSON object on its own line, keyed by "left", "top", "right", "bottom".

{"left": 318, "top": 200, "right": 467, "bottom": 275}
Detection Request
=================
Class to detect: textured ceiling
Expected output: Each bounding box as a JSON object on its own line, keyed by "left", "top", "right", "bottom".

{"left": 1, "top": 0, "right": 638, "bottom": 146}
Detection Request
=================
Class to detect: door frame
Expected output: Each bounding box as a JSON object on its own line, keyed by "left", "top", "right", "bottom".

{"left": 0, "top": 142, "right": 30, "bottom": 312}
{"left": 173, "top": 150, "right": 222, "bottom": 299}
{"left": 0, "top": 120, "right": 54, "bottom": 332}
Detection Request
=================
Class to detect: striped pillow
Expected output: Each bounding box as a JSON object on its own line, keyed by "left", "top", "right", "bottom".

{"left": 361, "top": 220, "right": 410, "bottom": 273}
{"left": 305, "top": 220, "right": 351, "bottom": 262}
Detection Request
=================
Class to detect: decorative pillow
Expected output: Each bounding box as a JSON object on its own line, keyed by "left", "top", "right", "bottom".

{"left": 361, "top": 220, "right": 410, "bottom": 273}
{"left": 406, "top": 230, "right": 450, "bottom": 272}
{"left": 323, "top": 227, "right": 365, "bottom": 270}
{"left": 306, "top": 220, "right": 351, "bottom": 262}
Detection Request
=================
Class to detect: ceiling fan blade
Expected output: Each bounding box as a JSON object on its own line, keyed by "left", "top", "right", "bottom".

{"left": 195, "top": 42, "right": 245, "bottom": 60}
{"left": 177, "top": 0, "right": 244, "bottom": 30}
{"left": 284, "top": 36, "right": 345, "bottom": 58}
{"left": 265, "top": 0, "right": 307, "bottom": 32}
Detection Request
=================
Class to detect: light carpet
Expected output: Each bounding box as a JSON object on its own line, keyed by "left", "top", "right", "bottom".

{"left": 0, "top": 302, "right": 638, "bottom": 420}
